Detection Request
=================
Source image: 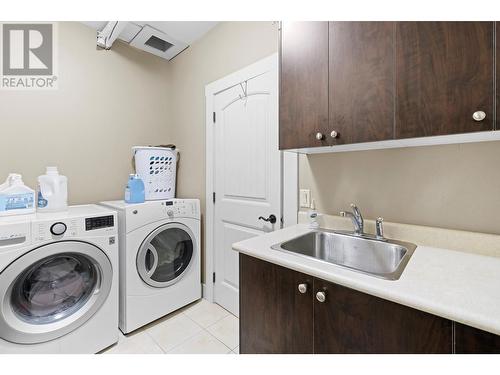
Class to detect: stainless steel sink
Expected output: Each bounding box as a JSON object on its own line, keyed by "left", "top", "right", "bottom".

{"left": 271, "top": 229, "right": 416, "bottom": 280}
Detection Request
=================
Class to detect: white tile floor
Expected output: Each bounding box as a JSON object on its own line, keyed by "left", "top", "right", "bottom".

{"left": 103, "top": 299, "right": 239, "bottom": 354}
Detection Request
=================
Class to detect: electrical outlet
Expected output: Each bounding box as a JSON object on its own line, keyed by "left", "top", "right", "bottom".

{"left": 299, "top": 189, "right": 311, "bottom": 208}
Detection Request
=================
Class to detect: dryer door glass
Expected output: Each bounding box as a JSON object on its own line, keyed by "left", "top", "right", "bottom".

{"left": 10, "top": 253, "right": 99, "bottom": 325}
{"left": 138, "top": 223, "right": 195, "bottom": 287}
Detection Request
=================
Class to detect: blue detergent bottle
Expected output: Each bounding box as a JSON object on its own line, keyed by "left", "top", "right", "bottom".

{"left": 125, "top": 174, "right": 145, "bottom": 204}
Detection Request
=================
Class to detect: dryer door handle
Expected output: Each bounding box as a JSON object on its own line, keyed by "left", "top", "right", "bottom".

{"left": 144, "top": 244, "right": 159, "bottom": 276}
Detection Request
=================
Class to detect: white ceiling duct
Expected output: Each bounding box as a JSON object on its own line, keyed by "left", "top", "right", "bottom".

{"left": 96, "top": 22, "right": 128, "bottom": 50}
{"left": 83, "top": 21, "right": 218, "bottom": 61}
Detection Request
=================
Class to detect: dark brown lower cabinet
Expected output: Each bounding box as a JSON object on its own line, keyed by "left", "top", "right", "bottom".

{"left": 239, "top": 254, "right": 313, "bottom": 353}
{"left": 239, "top": 254, "right": 500, "bottom": 354}
{"left": 455, "top": 322, "right": 500, "bottom": 354}
{"left": 313, "top": 279, "right": 452, "bottom": 353}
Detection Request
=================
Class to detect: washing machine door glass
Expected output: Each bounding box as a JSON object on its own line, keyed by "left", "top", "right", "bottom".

{"left": 0, "top": 241, "right": 113, "bottom": 344}
{"left": 10, "top": 253, "right": 97, "bottom": 325}
{"left": 137, "top": 223, "right": 195, "bottom": 288}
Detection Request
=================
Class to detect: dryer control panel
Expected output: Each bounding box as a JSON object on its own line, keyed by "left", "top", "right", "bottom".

{"left": 164, "top": 199, "right": 199, "bottom": 218}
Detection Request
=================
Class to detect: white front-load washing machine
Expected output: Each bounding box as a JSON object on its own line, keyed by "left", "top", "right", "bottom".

{"left": 100, "top": 199, "right": 201, "bottom": 334}
{"left": 0, "top": 205, "right": 118, "bottom": 353}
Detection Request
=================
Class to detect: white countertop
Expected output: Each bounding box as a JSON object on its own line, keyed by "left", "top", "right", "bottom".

{"left": 232, "top": 224, "right": 500, "bottom": 336}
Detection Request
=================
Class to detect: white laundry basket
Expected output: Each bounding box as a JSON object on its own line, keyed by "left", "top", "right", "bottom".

{"left": 133, "top": 146, "right": 177, "bottom": 200}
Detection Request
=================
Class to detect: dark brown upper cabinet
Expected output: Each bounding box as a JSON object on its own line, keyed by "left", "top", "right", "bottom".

{"left": 279, "top": 22, "right": 329, "bottom": 150}
{"left": 279, "top": 21, "right": 497, "bottom": 151}
{"left": 395, "top": 22, "right": 494, "bottom": 138}
{"left": 329, "top": 22, "right": 395, "bottom": 144}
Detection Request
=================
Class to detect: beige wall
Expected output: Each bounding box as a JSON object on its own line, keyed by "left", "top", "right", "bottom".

{"left": 299, "top": 140, "right": 500, "bottom": 235}
{"left": 168, "top": 21, "right": 278, "bottom": 202}
{"left": 0, "top": 22, "right": 172, "bottom": 204}
{"left": 167, "top": 22, "right": 279, "bottom": 280}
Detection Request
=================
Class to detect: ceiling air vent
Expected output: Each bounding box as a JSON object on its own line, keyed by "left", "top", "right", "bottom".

{"left": 130, "top": 25, "right": 188, "bottom": 60}
{"left": 145, "top": 35, "right": 173, "bottom": 52}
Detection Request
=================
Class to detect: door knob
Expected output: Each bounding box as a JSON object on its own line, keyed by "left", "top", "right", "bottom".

{"left": 316, "top": 291, "right": 326, "bottom": 303}
{"left": 472, "top": 111, "right": 486, "bottom": 122}
{"left": 330, "top": 130, "right": 338, "bottom": 138}
{"left": 315, "top": 132, "right": 324, "bottom": 140}
{"left": 298, "top": 283, "right": 308, "bottom": 294}
{"left": 258, "top": 214, "right": 277, "bottom": 224}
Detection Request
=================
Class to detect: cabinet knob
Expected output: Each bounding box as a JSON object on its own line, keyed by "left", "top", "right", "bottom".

{"left": 298, "top": 283, "right": 308, "bottom": 294}
{"left": 330, "top": 130, "right": 338, "bottom": 139}
{"left": 315, "top": 132, "right": 325, "bottom": 140}
{"left": 316, "top": 291, "right": 326, "bottom": 303}
{"left": 472, "top": 111, "right": 486, "bottom": 122}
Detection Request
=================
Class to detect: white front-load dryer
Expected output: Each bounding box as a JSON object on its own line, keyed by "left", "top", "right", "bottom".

{"left": 0, "top": 205, "right": 118, "bottom": 353}
{"left": 100, "top": 199, "right": 201, "bottom": 334}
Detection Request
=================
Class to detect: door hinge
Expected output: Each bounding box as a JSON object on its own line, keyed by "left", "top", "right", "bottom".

{"left": 213, "top": 112, "right": 216, "bottom": 123}
{"left": 213, "top": 192, "right": 216, "bottom": 203}
{"left": 213, "top": 272, "right": 216, "bottom": 283}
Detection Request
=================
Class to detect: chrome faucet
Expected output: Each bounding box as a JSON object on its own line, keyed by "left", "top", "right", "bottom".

{"left": 340, "top": 203, "right": 364, "bottom": 235}
{"left": 375, "top": 217, "right": 385, "bottom": 240}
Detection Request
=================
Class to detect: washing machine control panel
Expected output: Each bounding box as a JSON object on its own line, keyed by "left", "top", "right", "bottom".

{"left": 85, "top": 215, "right": 114, "bottom": 231}
{"left": 32, "top": 214, "right": 116, "bottom": 243}
{"left": 164, "top": 200, "right": 198, "bottom": 218}
{"left": 34, "top": 219, "right": 79, "bottom": 242}
{"left": 0, "top": 222, "right": 30, "bottom": 248}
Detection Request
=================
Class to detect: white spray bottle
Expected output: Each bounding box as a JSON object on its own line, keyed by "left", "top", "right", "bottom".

{"left": 307, "top": 199, "right": 320, "bottom": 229}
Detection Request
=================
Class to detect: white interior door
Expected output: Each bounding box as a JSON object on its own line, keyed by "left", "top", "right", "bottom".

{"left": 212, "top": 59, "right": 280, "bottom": 316}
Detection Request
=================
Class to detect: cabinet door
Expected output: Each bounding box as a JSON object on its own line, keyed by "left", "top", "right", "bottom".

{"left": 239, "top": 254, "right": 313, "bottom": 353}
{"left": 313, "top": 279, "right": 453, "bottom": 353}
{"left": 329, "top": 22, "right": 395, "bottom": 144}
{"left": 497, "top": 22, "right": 500, "bottom": 130}
{"left": 396, "top": 22, "right": 494, "bottom": 138}
{"left": 455, "top": 322, "right": 500, "bottom": 354}
{"left": 279, "top": 22, "right": 329, "bottom": 149}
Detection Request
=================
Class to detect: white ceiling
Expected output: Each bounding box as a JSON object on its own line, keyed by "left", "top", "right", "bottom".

{"left": 82, "top": 21, "right": 218, "bottom": 45}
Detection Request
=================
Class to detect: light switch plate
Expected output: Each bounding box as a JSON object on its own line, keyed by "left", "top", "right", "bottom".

{"left": 299, "top": 189, "right": 311, "bottom": 208}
